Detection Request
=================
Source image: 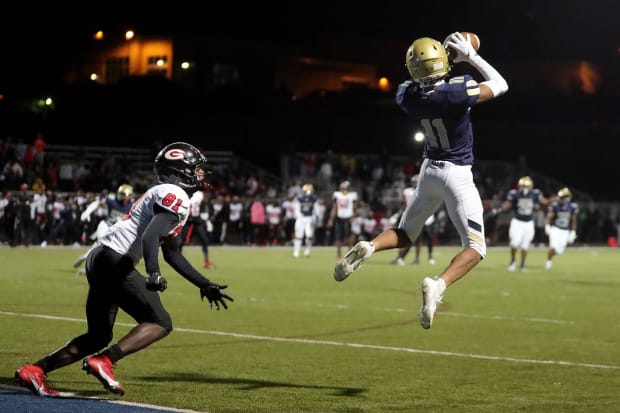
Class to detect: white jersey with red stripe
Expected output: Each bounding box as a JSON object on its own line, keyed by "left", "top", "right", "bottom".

{"left": 188, "top": 190, "right": 204, "bottom": 218}
{"left": 100, "top": 183, "right": 190, "bottom": 257}
{"left": 332, "top": 191, "right": 358, "bottom": 219}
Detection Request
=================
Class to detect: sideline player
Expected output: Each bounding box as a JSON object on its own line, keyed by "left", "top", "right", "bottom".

{"left": 491, "top": 176, "right": 552, "bottom": 272}
{"left": 293, "top": 183, "right": 318, "bottom": 258}
{"left": 391, "top": 174, "right": 437, "bottom": 266}
{"left": 73, "top": 184, "right": 135, "bottom": 273}
{"left": 327, "top": 180, "right": 358, "bottom": 258}
{"left": 544, "top": 187, "right": 578, "bottom": 270}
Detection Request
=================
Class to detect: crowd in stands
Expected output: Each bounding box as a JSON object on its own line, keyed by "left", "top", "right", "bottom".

{"left": 1, "top": 134, "right": 619, "bottom": 249}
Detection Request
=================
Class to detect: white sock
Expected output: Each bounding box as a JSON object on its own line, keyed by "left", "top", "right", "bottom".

{"left": 436, "top": 277, "right": 447, "bottom": 295}
{"left": 367, "top": 241, "right": 376, "bottom": 255}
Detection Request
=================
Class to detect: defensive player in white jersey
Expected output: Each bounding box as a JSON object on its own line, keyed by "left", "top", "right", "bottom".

{"left": 491, "top": 176, "right": 552, "bottom": 272}
{"left": 327, "top": 180, "right": 358, "bottom": 258}
{"left": 334, "top": 32, "right": 508, "bottom": 329}
{"left": 391, "top": 174, "right": 437, "bottom": 266}
{"left": 544, "top": 187, "right": 579, "bottom": 270}
{"left": 179, "top": 189, "right": 215, "bottom": 268}
{"left": 15, "top": 142, "right": 233, "bottom": 397}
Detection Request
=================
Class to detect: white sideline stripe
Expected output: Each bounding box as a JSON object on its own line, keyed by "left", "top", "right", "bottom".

{"left": 2, "top": 310, "right": 617, "bottom": 370}
{"left": 0, "top": 384, "right": 206, "bottom": 412}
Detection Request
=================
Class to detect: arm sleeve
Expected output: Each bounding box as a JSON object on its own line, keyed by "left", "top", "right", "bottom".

{"left": 80, "top": 199, "right": 101, "bottom": 222}
{"left": 141, "top": 206, "right": 180, "bottom": 275}
{"left": 467, "top": 54, "right": 508, "bottom": 97}
{"left": 161, "top": 239, "right": 212, "bottom": 288}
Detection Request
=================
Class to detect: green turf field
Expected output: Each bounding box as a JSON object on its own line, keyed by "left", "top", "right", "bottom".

{"left": 1, "top": 245, "right": 619, "bottom": 412}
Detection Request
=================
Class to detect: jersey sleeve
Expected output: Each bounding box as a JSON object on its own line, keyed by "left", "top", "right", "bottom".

{"left": 153, "top": 184, "right": 191, "bottom": 228}
{"left": 446, "top": 75, "right": 480, "bottom": 107}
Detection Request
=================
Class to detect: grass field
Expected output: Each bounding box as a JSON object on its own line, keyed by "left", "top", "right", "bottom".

{"left": 1, "top": 244, "right": 619, "bottom": 412}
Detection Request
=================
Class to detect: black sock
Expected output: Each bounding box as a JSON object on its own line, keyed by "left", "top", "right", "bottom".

{"left": 103, "top": 344, "right": 124, "bottom": 364}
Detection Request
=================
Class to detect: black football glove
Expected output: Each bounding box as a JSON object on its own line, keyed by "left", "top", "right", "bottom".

{"left": 146, "top": 272, "right": 168, "bottom": 292}
{"left": 200, "top": 282, "right": 234, "bottom": 310}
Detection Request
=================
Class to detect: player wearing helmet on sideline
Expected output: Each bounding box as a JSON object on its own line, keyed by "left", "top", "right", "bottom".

{"left": 334, "top": 32, "right": 508, "bottom": 329}
{"left": 391, "top": 174, "right": 438, "bottom": 266}
{"left": 544, "top": 187, "right": 579, "bottom": 270}
{"left": 491, "top": 176, "right": 552, "bottom": 272}
{"left": 16, "top": 142, "right": 233, "bottom": 397}
{"left": 327, "top": 180, "right": 358, "bottom": 259}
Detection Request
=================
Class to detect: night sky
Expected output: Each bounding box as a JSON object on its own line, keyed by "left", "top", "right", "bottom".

{"left": 2, "top": 2, "right": 620, "bottom": 200}
{"left": 4, "top": 1, "right": 619, "bottom": 83}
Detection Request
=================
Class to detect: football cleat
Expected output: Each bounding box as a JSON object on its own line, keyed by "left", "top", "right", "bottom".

{"left": 507, "top": 262, "right": 516, "bottom": 272}
{"left": 204, "top": 260, "right": 216, "bottom": 269}
{"left": 419, "top": 277, "right": 443, "bottom": 329}
{"left": 428, "top": 258, "right": 436, "bottom": 265}
{"left": 545, "top": 260, "right": 553, "bottom": 270}
{"left": 82, "top": 354, "right": 125, "bottom": 395}
{"left": 334, "top": 241, "right": 375, "bottom": 282}
{"left": 15, "top": 364, "right": 59, "bottom": 397}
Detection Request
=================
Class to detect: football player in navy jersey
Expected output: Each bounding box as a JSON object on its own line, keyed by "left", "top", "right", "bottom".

{"left": 491, "top": 176, "right": 552, "bottom": 272}
{"left": 293, "top": 183, "right": 318, "bottom": 258}
{"left": 544, "top": 187, "right": 579, "bottom": 270}
{"left": 15, "top": 142, "right": 233, "bottom": 397}
{"left": 334, "top": 32, "right": 508, "bottom": 329}
{"left": 73, "top": 183, "right": 136, "bottom": 273}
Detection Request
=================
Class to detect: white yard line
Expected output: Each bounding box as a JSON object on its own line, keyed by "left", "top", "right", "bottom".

{"left": 2, "top": 310, "right": 616, "bottom": 370}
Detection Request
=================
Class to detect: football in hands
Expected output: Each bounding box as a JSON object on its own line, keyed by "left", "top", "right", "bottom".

{"left": 446, "top": 32, "right": 480, "bottom": 59}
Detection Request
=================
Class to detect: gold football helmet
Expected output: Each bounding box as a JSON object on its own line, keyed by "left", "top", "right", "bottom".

{"left": 302, "top": 184, "right": 314, "bottom": 195}
{"left": 117, "top": 184, "right": 134, "bottom": 200}
{"left": 518, "top": 176, "right": 533, "bottom": 190}
{"left": 558, "top": 187, "right": 572, "bottom": 200}
{"left": 405, "top": 37, "right": 450, "bottom": 87}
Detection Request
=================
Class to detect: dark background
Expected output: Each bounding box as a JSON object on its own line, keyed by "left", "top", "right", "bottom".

{"left": 1, "top": 1, "right": 619, "bottom": 200}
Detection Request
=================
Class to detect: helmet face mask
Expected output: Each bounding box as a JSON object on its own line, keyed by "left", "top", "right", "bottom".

{"left": 154, "top": 142, "right": 209, "bottom": 192}
{"left": 406, "top": 37, "right": 450, "bottom": 88}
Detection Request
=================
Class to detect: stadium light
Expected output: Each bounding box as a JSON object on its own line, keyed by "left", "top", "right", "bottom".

{"left": 413, "top": 131, "right": 425, "bottom": 143}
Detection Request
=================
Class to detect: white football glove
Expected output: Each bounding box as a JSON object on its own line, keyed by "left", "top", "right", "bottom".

{"left": 443, "top": 32, "right": 477, "bottom": 63}
{"left": 544, "top": 224, "right": 551, "bottom": 236}
{"left": 568, "top": 230, "right": 577, "bottom": 244}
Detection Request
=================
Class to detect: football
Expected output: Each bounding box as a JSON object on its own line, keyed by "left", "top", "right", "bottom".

{"left": 446, "top": 31, "right": 480, "bottom": 59}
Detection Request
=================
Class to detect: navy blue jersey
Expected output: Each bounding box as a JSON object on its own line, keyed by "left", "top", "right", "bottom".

{"left": 549, "top": 201, "right": 579, "bottom": 230}
{"left": 396, "top": 75, "right": 480, "bottom": 165}
{"left": 298, "top": 194, "right": 317, "bottom": 217}
{"left": 506, "top": 189, "right": 543, "bottom": 221}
